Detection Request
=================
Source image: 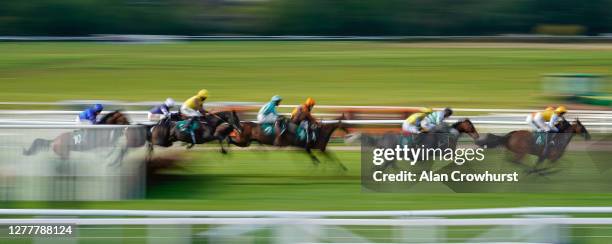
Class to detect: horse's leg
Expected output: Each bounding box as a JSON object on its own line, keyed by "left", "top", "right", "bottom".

{"left": 322, "top": 151, "right": 347, "bottom": 171}
{"left": 218, "top": 138, "right": 227, "bottom": 154}
{"left": 214, "top": 124, "right": 231, "bottom": 154}
{"left": 538, "top": 168, "right": 563, "bottom": 176}
{"left": 305, "top": 148, "right": 320, "bottom": 165}
{"left": 532, "top": 151, "right": 566, "bottom": 175}
{"left": 536, "top": 149, "right": 548, "bottom": 164}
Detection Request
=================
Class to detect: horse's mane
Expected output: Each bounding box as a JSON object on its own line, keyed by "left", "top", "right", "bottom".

{"left": 451, "top": 118, "right": 470, "bottom": 128}
{"left": 98, "top": 110, "right": 125, "bottom": 124}
{"left": 556, "top": 119, "right": 572, "bottom": 132}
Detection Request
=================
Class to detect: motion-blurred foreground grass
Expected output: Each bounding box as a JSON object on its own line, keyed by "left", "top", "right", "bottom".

{"left": 3, "top": 149, "right": 612, "bottom": 211}
{"left": 2, "top": 147, "right": 612, "bottom": 243}
{"left": 1, "top": 41, "right": 612, "bottom": 107}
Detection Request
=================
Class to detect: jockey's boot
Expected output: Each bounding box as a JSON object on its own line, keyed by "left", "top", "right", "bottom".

{"left": 187, "top": 131, "right": 196, "bottom": 149}
{"left": 187, "top": 116, "right": 199, "bottom": 147}
{"left": 305, "top": 127, "right": 311, "bottom": 147}
{"left": 541, "top": 132, "right": 550, "bottom": 158}
{"left": 273, "top": 120, "right": 283, "bottom": 146}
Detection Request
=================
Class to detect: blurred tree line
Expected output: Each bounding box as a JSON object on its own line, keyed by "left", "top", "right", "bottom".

{"left": 1, "top": 0, "right": 612, "bottom": 36}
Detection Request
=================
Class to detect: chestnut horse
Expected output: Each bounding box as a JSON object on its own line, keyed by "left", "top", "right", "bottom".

{"left": 476, "top": 119, "right": 590, "bottom": 171}
{"left": 229, "top": 115, "right": 348, "bottom": 169}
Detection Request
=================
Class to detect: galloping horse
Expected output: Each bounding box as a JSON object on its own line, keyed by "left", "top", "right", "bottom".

{"left": 476, "top": 119, "right": 590, "bottom": 170}
{"left": 149, "top": 110, "right": 242, "bottom": 153}
{"left": 360, "top": 118, "right": 479, "bottom": 149}
{"left": 229, "top": 115, "right": 348, "bottom": 168}
{"left": 358, "top": 118, "right": 480, "bottom": 169}
{"left": 23, "top": 110, "right": 146, "bottom": 160}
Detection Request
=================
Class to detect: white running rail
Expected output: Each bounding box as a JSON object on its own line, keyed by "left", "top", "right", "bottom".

{"left": 2, "top": 207, "right": 612, "bottom": 243}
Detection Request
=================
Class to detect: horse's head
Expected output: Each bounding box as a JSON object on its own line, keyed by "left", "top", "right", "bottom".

{"left": 572, "top": 118, "right": 591, "bottom": 141}
{"left": 99, "top": 110, "right": 130, "bottom": 125}
{"left": 330, "top": 113, "right": 349, "bottom": 134}
{"left": 313, "top": 114, "right": 349, "bottom": 151}
{"left": 229, "top": 110, "right": 243, "bottom": 134}
{"left": 452, "top": 118, "right": 479, "bottom": 140}
{"left": 212, "top": 110, "right": 242, "bottom": 134}
{"left": 556, "top": 118, "right": 571, "bottom": 132}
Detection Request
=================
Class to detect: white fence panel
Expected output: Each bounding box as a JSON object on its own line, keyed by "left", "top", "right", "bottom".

{"left": 0, "top": 125, "right": 147, "bottom": 200}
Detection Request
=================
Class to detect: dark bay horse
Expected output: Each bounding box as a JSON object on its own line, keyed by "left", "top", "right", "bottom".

{"left": 229, "top": 115, "right": 349, "bottom": 169}
{"left": 359, "top": 118, "right": 479, "bottom": 150}
{"left": 149, "top": 110, "right": 242, "bottom": 153}
{"left": 476, "top": 119, "right": 590, "bottom": 171}
{"left": 23, "top": 111, "right": 146, "bottom": 160}
{"left": 357, "top": 118, "right": 480, "bottom": 169}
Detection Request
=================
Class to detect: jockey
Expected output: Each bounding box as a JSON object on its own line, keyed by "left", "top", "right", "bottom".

{"left": 422, "top": 107, "right": 453, "bottom": 131}
{"left": 402, "top": 107, "right": 433, "bottom": 134}
{"left": 180, "top": 89, "right": 209, "bottom": 144}
{"left": 148, "top": 98, "right": 175, "bottom": 121}
{"left": 526, "top": 106, "right": 567, "bottom": 132}
{"left": 291, "top": 97, "right": 318, "bottom": 144}
{"left": 257, "top": 95, "right": 285, "bottom": 145}
{"left": 181, "top": 89, "right": 209, "bottom": 118}
{"left": 76, "top": 104, "right": 103, "bottom": 124}
{"left": 257, "top": 95, "right": 282, "bottom": 124}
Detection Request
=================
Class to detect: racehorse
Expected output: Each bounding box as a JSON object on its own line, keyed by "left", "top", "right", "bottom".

{"left": 359, "top": 118, "right": 479, "bottom": 149}
{"left": 229, "top": 115, "right": 349, "bottom": 169}
{"left": 357, "top": 118, "right": 479, "bottom": 169}
{"left": 23, "top": 110, "right": 146, "bottom": 161}
{"left": 476, "top": 119, "right": 590, "bottom": 171}
{"left": 148, "top": 110, "right": 242, "bottom": 154}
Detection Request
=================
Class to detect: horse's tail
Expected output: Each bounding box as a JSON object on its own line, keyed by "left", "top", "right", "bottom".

{"left": 23, "top": 138, "right": 52, "bottom": 156}
{"left": 475, "top": 133, "right": 508, "bottom": 148}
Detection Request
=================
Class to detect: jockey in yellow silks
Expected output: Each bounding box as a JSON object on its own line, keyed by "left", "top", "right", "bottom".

{"left": 526, "top": 106, "right": 567, "bottom": 132}
{"left": 402, "top": 107, "right": 433, "bottom": 134}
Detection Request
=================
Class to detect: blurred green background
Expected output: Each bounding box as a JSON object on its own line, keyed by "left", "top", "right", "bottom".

{"left": 1, "top": 41, "right": 611, "bottom": 107}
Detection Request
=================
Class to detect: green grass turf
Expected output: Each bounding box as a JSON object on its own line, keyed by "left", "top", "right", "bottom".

{"left": 1, "top": 41, "right": 611, "bottom": 107}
